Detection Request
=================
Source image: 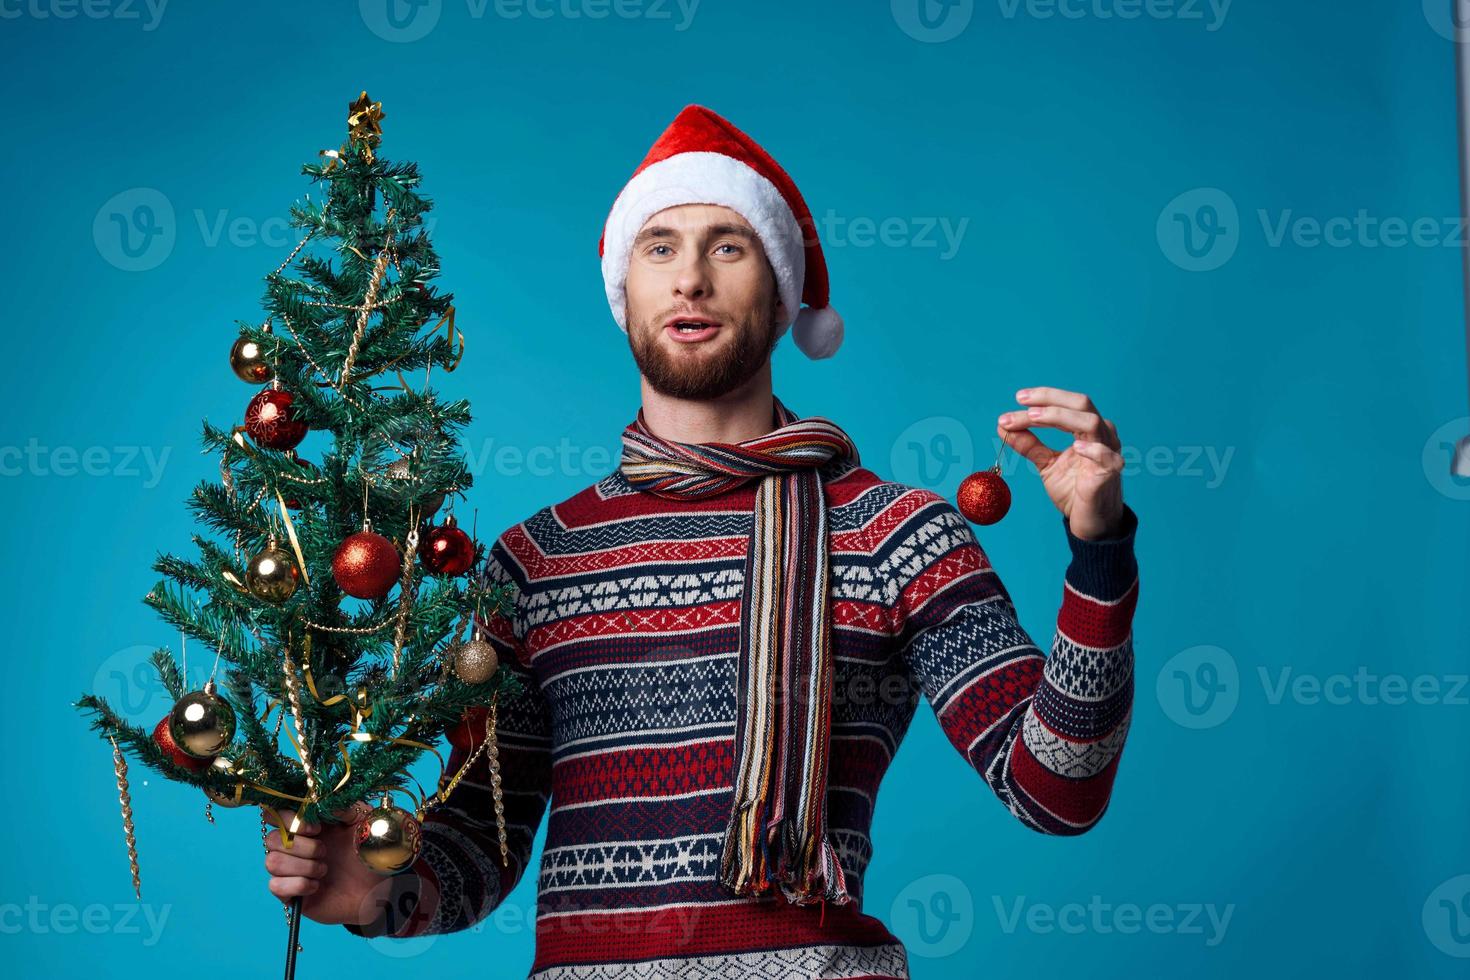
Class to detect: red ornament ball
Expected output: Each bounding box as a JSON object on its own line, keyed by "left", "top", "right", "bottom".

{"left": 445, "top": 706, "right": 492, "bottom": 753}
{"left": 332, "top": 529, "right": 400, "bottom": 599}
{"left": 419, "top": 520, "right": 476, "bottom": 576}
{"left": 244, "top": 388, "right": 308, "bottom": 451}
{"left": 152, "top": 715, "right": 211, "bottom": 771}
{"left": 956, "top": 469, "right": 1012, "bottom": 525}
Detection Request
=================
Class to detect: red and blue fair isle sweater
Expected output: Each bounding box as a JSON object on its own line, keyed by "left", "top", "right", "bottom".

{"left": 348, "top": 457, "right": 1140, "bottom": 978}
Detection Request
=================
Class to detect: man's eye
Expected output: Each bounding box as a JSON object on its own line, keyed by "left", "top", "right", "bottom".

{"left": 714, "top": 243, "right": 741, "bottom": 255}
{"left": 649, "top": 244, "right": 672, "bottom": 256}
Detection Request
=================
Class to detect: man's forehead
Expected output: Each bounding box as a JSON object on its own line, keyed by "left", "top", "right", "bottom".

{"left": 636, "top": 203, "right": 755, "bottom": 237}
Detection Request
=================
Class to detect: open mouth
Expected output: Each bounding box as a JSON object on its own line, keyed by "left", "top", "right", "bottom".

{"left": 664, "top": 317, "right": 722, "bottom": 343}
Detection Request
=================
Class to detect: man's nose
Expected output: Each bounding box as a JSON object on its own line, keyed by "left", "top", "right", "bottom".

{"left": 674, "top": 258, "right": 712, "bottom": 301}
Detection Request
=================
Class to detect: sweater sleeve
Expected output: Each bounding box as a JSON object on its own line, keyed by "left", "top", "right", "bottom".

{"left": 345, "top": 536, "right": 553, "bottom": 939}
{"left": 893, "top": 492, "right": 1139, "bottom": 834}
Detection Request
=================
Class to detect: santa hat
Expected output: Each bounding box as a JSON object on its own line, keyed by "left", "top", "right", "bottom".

{"left": 598, "top": 105, "right": 844, "bottom": 359}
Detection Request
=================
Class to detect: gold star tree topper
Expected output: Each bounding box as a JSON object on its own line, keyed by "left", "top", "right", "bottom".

{"left": 347, "top": 91, "right": 385, "bottom": 160}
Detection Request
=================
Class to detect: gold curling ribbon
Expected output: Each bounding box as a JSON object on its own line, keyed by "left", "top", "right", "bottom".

{"left": 259, "top": 805, "right": 308, "bottom": 849}
{"left": 214, "top": 429, "right": 312, "bottom": 591}
{"left": 292, "top": 634, "right": 448, "bottom": 805}
{"left": 273, "top": 490, "right": 311, "bottom": 587}
{"left": 328, "top": 728, "right": 443, "bottom": 803}
{"left": 357, "top": 303, "right": 465, "bottom": 388}
{"left": 205, "top": 757, "right": 314, "bottom": 848}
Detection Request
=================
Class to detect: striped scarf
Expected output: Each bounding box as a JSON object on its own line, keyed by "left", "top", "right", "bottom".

{"left": 619, "top": 396, "right": 859, "bottom": 908}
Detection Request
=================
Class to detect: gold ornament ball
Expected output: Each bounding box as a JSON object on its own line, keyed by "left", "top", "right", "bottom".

{"left": 354, "top": 800, "right": 422, "bottom": 874}
{"left": 245, "top": 544, "right": 301, "bottom": 603}
{"left": 205, "top": 784, "right": 245, "bottom": 808}
{"left": 168, "top": 685, "right": 237, "bottom": 759}
{"left": 229, "top": 333, "right": 274, "bottom": 384}
{"left": 204, "top": 758, "right": 246, "bottom": 807}
{"left": 452, "top": 639, "right": 499, "bottom": 684}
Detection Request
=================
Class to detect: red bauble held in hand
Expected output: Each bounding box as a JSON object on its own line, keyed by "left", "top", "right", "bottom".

{"left": 956, "top": 467, "right": 1012, "bottom": 526}
{"left": 151, "top": 715, "right": 211, "bottom": 771}
{"left": 419, "top": 515, "right": 476, "bottom": 576}
{"left": 332, "top": 525, "right": 400, "bottom": 599}
{"left": 244, "top": 388, "right": 309, "bottom": 451}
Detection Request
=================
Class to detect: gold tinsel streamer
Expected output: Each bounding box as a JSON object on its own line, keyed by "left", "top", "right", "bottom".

{"left": 109, "top": 737, "right": 141, "bottom": 898}
{"left": 280, "top": 633, "right": 319, "bottom": 840}
{"left": 339, "top": 209, "right": 398, "bottom": 388}
{"left": 389, "top": 520, "right": 421, "bottom": 679}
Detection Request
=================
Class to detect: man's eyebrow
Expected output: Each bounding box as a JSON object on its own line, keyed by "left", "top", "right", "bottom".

{"left": 707, "top": 223, "right": 756, "bottom": 239}
{"left": 632, "top": 222, "right": 758, "bottom": 247}
{"left": 633, "top": 225, "right": 677, "bottom": 246}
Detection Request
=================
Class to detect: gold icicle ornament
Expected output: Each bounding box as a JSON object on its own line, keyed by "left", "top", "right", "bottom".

{"left": 109, "top": 737, "right": 141, "bottom": 898}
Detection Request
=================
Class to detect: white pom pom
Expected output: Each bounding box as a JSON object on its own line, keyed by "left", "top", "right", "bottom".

{"left": 792, "top": 306, "right": 844, "bottom": 359}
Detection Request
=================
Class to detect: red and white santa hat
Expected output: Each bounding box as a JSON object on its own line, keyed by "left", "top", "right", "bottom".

{"left": 597, "top": 105, "right": 844, "bottom": 359}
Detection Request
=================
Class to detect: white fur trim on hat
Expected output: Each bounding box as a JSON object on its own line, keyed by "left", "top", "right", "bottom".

{"left": 601, "top": 151, "right": 805, "bottom": 337}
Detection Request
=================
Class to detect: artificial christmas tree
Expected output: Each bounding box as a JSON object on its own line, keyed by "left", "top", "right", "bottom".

{"left": 75, "top": 92, "right": 516, "bottom": 977}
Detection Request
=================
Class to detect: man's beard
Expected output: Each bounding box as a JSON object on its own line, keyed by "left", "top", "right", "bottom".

{"left": 627, "top": 297, "right": 781, "bottom": 401}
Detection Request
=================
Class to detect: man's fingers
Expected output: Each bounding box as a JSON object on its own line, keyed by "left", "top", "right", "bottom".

{"left": 264, "top": 831, "right": 324, "bottom": 858}
{"left": 266, "top": 851, "right": 328, "bottom": 880}
{"left": 265, "top": 808, "right": 322, "bottom": 836}
{"left": 1006, "top": 405, "right": 1119, "bottom": 450}
{"left": 997, "top": 423, "right": 1057, "bottom": 470}
{"left": 1072, "top": 438, "right": 1124, "bottom": 472}
{"left": 1017, "top": 386, "right": 1095, "bottom": 413}
{"left": 267, "top": 875, "right": 321, "bottom": 901}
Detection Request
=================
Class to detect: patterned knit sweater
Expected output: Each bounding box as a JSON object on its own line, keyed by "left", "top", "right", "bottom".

{"left": 348, "top": 457, "right": 1140, "bottom": 979}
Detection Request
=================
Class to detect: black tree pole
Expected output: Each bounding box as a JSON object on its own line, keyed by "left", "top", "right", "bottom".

{"left": 283, "top": 896, "right": 303, "bottom": 980}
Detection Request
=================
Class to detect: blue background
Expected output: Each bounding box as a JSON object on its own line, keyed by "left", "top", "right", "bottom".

{"left": 4, "top": 1, "right": 1469, "bottom": 977}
